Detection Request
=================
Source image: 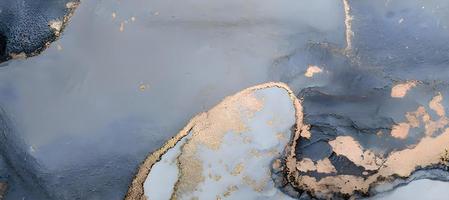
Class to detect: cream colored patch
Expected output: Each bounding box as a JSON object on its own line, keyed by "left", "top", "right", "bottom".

{"left": 405, "top": 106, "right": 425, "bottom": 128}
{"left": 119, "top": 22, "right": 125, "bottom": 32}
{"left": 391, "top": 81, "right": 417, "bottom": 98}
{"left": 296, "top": 158, "right": 316, "bottom": 172}
{"left": 65, "top": 1, "right": 79, "bottom": 9}
{"left": 9, "top": 52, "right": 27, "bottom": 59}
{"left": 300, "top": 125, "right": 311, "bottom": 139}
{"left": 139, "top": 83, "right": 150, "bottom": 92}
{"left": 272, "top": 159, "right": 282, "bottom": 171}
{"left": 304, "top": 65, "right": 323, "bottom": 78}
{"left": 296, "top": 158, "right": 336, "bottom": 174}
{"left": 391, "top": 123, "right": 410, "bottom": 139}
{"left": 430, "top": 93, "right": 445, "bottom": 117}
{"left": 316, "top": 158, "right": 337, "bottom": 174}
{"left": 401, "top": 97, "right": 448, "bottom": 137}
{"left": 329, "top": 136, "right": 382, "bottom": 170}
{"left": 49, "top": 20, "right": 63, "bottom": 35}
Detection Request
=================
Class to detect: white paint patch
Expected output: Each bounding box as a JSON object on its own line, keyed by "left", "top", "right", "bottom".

{"left": 343, "top": 0, "right": 354, "bottom": 52}
{"left": 370, "top": 179, "right": 449, "bottom": 200}
{"left": 143, "top": 87, "right": 296, "bottom": 199}
{"left": 143, "top": 135, "right": 191, "bottom": 200}
{"left": 185, "top": 88, "right": 295, "bottom": 200}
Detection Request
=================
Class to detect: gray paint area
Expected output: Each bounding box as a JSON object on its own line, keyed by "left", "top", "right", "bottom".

{"left": 0, "top": 0, "right": 449, "bottom": 199}
{"left": 0, "top": 0, "right": 344, "bottom": 199}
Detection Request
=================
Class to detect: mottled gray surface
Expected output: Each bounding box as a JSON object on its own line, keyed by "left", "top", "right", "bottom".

{"left": 275, "top": 0, "right": 449, "bottom": 199}
{"left": 0, "top": 0, "right": 344, "bottom": 199}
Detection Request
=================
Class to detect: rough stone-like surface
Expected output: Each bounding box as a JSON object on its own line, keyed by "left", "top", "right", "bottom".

{"left": 0, "top": 0, "right": 78, "bottom": 62}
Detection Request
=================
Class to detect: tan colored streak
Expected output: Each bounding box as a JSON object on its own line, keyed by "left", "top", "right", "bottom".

{"left": 316, "top": 158, "right": 337, "bottom": 174}
{"left": 430, "top": 92, "right": 445, "bottom": 117}
{"left": 328, "top": 136, "right": 382, "bottom": 170}
{"left": 304, "top": 65, "right": 323, "bottom": 78}
{"left": 299, "top": 125, "right": 311, "bottom": 139}
{"left": 230, "top": 163, "right": 245, "bottom": 176}
{"left": 390, "top": 123, "right": 410, "bottom": 139}
{"left": 296, "top": 158, "right": 336, "bottom": 174}
{"left": 125, "top": 114, "right": 199, "bottom": 200}
{"left": 391, "top": 81, "right": 417, "bottom": 98}
{"left": 9, "top": 53, "right": 27, "bottom": 59}
{"left": 119, "top": 22, "right": 125, "bottom": 32}
{"left": 49, "top": 20, "right": 63, "bottom": 36}
{"left": 380, "top": 128, "right": 449, "bottom": 177}
{"left": 403, "top": 105, "right": 448, "bottom": 136}
{"left": 223, "top": 185, "right": 238, "bottom": 197}
{"left": 296, "top": 158, "right": 316, "bottom": 172}
{"left": 405, "top": 106, "right": 425, "bottom": 128}
{"left": 65, "top": 1, "right": 79, "bottom": 9}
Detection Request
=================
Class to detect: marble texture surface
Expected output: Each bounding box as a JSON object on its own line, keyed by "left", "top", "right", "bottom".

{"left": 2, "top": 0, "right": 449, "bottom": 199}
{"left": 139, "top": 85, "right": 297, "bottom": 200}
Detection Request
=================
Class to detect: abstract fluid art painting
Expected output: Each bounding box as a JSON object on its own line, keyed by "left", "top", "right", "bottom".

{"left": 1, "top": 0, "right": 449, "bottom": 199}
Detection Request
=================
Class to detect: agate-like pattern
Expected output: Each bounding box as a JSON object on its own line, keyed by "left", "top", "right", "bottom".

{"left": 129, "top": 82, "right": 449, "bottom": 200}
{"left": 126, "top": 83, "right": 303, "bottom": 199}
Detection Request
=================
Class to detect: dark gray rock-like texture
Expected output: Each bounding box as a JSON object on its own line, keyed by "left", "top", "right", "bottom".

{"left": 0, "top": 0, "right": 77, "bottom": 62}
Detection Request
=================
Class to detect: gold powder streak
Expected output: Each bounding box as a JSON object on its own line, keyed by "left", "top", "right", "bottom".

{"left": 343, "top": 0, "right": 354, "bottom": 53}
{"left": 287, "top": 92, "right": 449, "bottom": 197}
{"left": 391, "top": 81, "right": 417, "bottom": 98}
